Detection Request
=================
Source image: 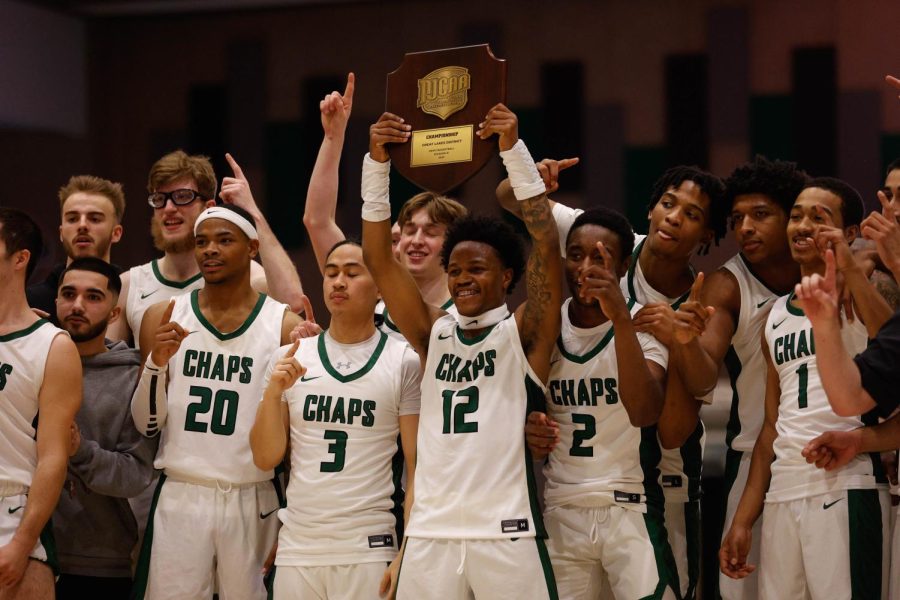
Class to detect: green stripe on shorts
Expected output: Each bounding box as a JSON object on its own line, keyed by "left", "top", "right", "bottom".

{"left": 534, "top": 537, "right": 559, "bottom": 600}
{"left": 640, "top": 511, "right": 679, "bottom": 600}
{"left": 130, "top": 473, "right": 167, "bottom": 600}
{"left": 848, "top": 489, "right": 883, "bottom": 600}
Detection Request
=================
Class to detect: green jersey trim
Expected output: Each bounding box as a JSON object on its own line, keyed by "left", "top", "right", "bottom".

{"left": 0, "top": 319, "right": 51, "bottom": 342}
{"left": 440, "top": 298, "right": 454, "bottom": 310}
{"left": 318, "top": 330, "right": 388, "bottom": 383}
{"left": 556, "top": 298, "right": 636, "bottom": 364}
{"left": 626, "top": 239, "right": 692, "bottom": 309}
{"left": 785, "top": 290, "right": 805, "bottom": 316}
{"left": 190, "top": 289, "right": 267, "bottom": 341}
{"left": 453, "top": 315, "right": 509, "bottom": 346}
{"left": 383, "top": 298, "right": 454, "bottom": 334}
{"left": 151, "top": 259, "right": 203, "bottom": 289}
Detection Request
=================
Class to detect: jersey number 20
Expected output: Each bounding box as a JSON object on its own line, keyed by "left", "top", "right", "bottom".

{"left": 185, "top": 385, "right": 238, "bottom": 435}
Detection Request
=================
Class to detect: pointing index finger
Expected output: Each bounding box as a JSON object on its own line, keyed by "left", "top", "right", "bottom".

{"left": 877, "top": 190, "right": 896, "bottom": 222}
{"left": 343, "top": 72, "right": 355, "bottom": 102}
{"left": 596, "top": 241, "right": 613, "bottom": 272}
{"left": 159, "top": 299, "right": 175, "bottom": 326}
{"left": 285, "top": 339, "right": 300, "bottom": 358}
{"left": 689, "top": 272, "right": 705, "bottom": 302}
{"left": 225, "top": 153, "right": 245, "bottom": 181}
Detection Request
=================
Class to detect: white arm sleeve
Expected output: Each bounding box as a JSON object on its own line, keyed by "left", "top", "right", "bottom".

{"left": 552, "top": 202, "right": 584, "bottom": 257}
{"left": 131, "top": 362, "right": 168, "bottom": 437}
{"left": 398, "top": 346, "right": 423, "bottom": 417}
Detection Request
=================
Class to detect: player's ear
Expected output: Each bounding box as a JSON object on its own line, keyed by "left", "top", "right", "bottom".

{"left": 248, "top": 239, "right": 260, "bottom": 259}
{"left": 502, "top": 267, "right": 513, "bottom": 294}
{"left": 843, "top": 224, "right": 860, "bottom": 245}
{"left": 617, "top": 254, "right": 631, "bottom": 279}
{"left": 107, "top": 305, "right": 122, "bottom": 325}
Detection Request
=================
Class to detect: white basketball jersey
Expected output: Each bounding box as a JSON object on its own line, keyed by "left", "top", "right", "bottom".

{"left": 275, "top": 330, "right": 421, "bottom": 567}
{"left": 620, "top": 236, "right": 704, "bottom": 502}
{"left": 406, "top": 313, "right": 546, "bottom": 539}
{"left": 126, "top": 260, "right": 203, "bottom": 349}
{"left": 0, "top": 320, "right": 66, "bottom": 489}
{"left": 375, "top": 298, "right": 458, "bottom": 342}
{"left": 544, "top": 299, "right": 669, "bottom": 513}
{"left": 155, "top": 290, "right": 287, "bottom": 484}
{"left": 722, "top": 255, "right": 781, "bottom": 453}
{"left": 765, "top": 293, "right": 887, "bottom": 502}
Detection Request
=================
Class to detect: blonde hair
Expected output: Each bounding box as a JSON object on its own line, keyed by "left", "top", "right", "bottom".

{"left": 58, "top": 175, "right": 126, "bottom": 222}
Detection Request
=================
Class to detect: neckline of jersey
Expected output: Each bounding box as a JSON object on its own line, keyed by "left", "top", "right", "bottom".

{"left": 190, "top": 289, "right": 267, "bottom": 341}
{"left": 0, "top": 319, "right": 50, "bottom": 343}
{"left": 151, "top": 259, "right": 203, "bottom": 289}
{"left": 318, "top": 329, "right": 388, "bottom": 383}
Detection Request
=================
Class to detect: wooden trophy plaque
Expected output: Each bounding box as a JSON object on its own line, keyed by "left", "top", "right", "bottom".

{"left": 385, "top": 44, "right": 507, "bottom": 194}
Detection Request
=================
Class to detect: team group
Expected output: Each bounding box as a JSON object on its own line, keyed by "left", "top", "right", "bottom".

{"left": 0, "top": 72, "right": 899, "bottom": 600}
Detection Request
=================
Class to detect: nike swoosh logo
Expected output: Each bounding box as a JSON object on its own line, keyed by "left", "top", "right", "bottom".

{"left": 772, "top": 318, "right": 787, "bottom": 329}
{"left": 7, "top": 506, "right": 23, "bottom": 514}
{"left": 438, "top": 332, "right": 453, "bottom": 340}
{"left": 259, "top": 508, "right": 278, "bottom": 519}
{"left": 140, "top": 290, "right": 159, "bottom": 300}
{"left": 300, "top": 375, "right": 321, "bottom": 382}
{"left": 756, "top": 299, "right": 770, "bottom": 308}
{"left": 823, "top": 498, "right": 843, "bottom": 510}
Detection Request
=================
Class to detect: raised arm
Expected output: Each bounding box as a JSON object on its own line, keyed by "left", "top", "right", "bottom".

{"left": 719, "top": 329, "right": 780, "bottom": 580}
{"left": 0, "top": 334, "right": 81, "bottom": 588}
{"left": 219, "top": 152, "right": 308, "bottom": 314}
{"left": 478, "top": 105, "right": 562, "bottom": 381}
{"left": 303, "top": 73, "right": 355, "bottom": 273}
{"left": 360, "top": 112, "right": 441, "bottom": 356}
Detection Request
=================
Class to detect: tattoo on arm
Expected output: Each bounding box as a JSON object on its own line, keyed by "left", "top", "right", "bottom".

{"left": 871, "top": 270, "right": 900, "bottom": 310}
{"left": 519, "top": 194, "right": 557, "bottom": 348}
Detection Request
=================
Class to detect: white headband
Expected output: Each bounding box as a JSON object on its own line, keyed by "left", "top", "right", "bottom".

{"left": 194, "top": 206, "right": 259, "bottom": 240}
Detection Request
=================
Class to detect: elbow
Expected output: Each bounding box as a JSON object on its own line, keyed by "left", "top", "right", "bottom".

{"left": 302, "top": 212, "right": 321, "bottom": 232}
{"left": 252, "top": 452, "right": 279, "bottom": 472}
{"left": 628, "top": 409, "right": 660, "bottom": 430}
{"left": 831, "top": 400, "right": 864, "bottom": 418}
{"left": 658, "top": 428, "right": 683, "bottom": 450}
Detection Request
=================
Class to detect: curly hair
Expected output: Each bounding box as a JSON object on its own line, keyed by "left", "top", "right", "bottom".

{"left": 567, "top": 206, "right": 635, "bottom": 262}
{"left": 440, "top": 215, "right": 526, "bottom": 295}
{"left": 648, "top": 165, "right": 727, "bottom": 245}
{"left": 723, "top": 155, "right": 808, "bottom": 230}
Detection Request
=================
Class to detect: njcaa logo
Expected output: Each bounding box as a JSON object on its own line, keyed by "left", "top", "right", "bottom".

{"left": 417, "top": 66, "right": 471, "bottom": 120}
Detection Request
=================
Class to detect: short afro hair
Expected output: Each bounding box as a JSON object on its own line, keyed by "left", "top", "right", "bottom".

{"left": 440, "top": 215, "right": 526, "bottom": 295}
{"left": 567, "top": 206, "right": 635, "bottom": 263}
{"left": 724, "top": 155, "right": 809, "bottom": 229}
{"left": 649, "top": 165, "right": 727, "bottom": 244}
{"left": 803, "top": 177, "right": 864, "bottom": 228}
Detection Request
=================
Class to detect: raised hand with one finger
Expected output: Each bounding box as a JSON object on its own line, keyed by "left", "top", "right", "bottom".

{"left": 150, "top": 300, "right": 188, "bottom": 367}
{"left": 578, "top": 241, "right": 630, "bottom": 323}
{"left": 219, "top": 153, "right": 261, "bottom": 216}
{"left": 266, "top": 340, "right": 306, "bottom": 398}
{"left": 321, "top": 73, "right": 354, "bottom": 141}
{"left": 536, "top": 157, "right": 579, "bottom": 194}
{"left": 673, "top": 273, "right": 715, "bottom": 345}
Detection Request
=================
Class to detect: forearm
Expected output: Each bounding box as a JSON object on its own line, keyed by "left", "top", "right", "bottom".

{"left": 250, "top": 392, "right": 288, "bottom": 471}
{"left": 844, "top": 264, "right": 893, "bottom": 335}
{"left": 656, "top": 371, "right": 702, "bottom": 449}
{"left": 495, "top": 178, "right": 523, "bottom": 218}
{"left": 858, "top": 413, "right": 900, "bottom": 454}
{"left": 69, "top": 430, "right": 156, "bottom": 498}
{"left": 614, "top": 324, "right": 663, "bottom": 426}
{"left": 674, "top": 339, "right": 719, "bottom": 397}
{"left": 732, "top": 425, "right": 776, "bottom": 529}
{"left": 131, "top": 362, "right": 168, "bottom": 437}
{"left": 15, "top": 452, "right": 67, "bottom": 547}
{"left": 303, "top": 134, "right": 346, "bottom": 270}
{"left": 814, "top": 320, "right": 872, "bottom": 416}
{"left": 254, "top": 216, "right": 306, "bottom": 312}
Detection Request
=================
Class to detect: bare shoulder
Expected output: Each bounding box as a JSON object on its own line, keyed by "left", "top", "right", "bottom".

{"left": 703, "top": 267, "right": 741, "bottom": 311}
{"left": 280, "top": 309, "right": 302, "bottom": 344}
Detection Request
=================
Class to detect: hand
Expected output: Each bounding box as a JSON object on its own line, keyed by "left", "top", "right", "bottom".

{"left": 801, "top": 429, "right": 863, "bottom": 471}
{"left": 887, "top": 74, "right": 900, "bottom": 100}
{"left": 525, "top": 411, "right": 560, "bottom": 459}
{"left": 861, "top": 191, "right": 900, "bottom": 276}
{"left": 673, "top": 273, "right": 715, "bottom": 345}
{"left": 578, "top": 242, "right": 630, "bottom": 322}
{"left": 719, "top": 524, "right": 756, "bottom": 579}
{"left": 266, "top": 340, "right": 305, "bottom": 397}
{"left": 261, "top": 541, "right": 277, "bottom": 577}
{"left": 150, "top": 300, "right": 188, "bottom": 367}
{"left": 0, "top": 538, "right": 31, "bottom": 588}
{"left": 289, "top": 296, "right": 322, "bottom": 341}
{"left": 536, "top": 157, "right": 579, "bottom": 194}
{"left": 369, "top": 112, "right": 410, "bottom": 163}
{"left": 476, "top": 103, "right": 518, "bottom": 151}
{"left": 219, "top": 153, "right": 261, "bottom": 217}
{"left": 30, "top": 307, "right": 50, "bottom": 319}
{"left": 321, "top": 73, "right": 354, "bottom": 140}
{"left": 794, "top": 249, "right": 840, "bottom": 327}
{"left": 813, "top": 219, "right": 855, "bottom": 274}
{"left": 379, "top": 556, "right": 401, "bottom": 599}
{"left": 68, "top": 422, "right": 81, "bottom": 457}
{"left": 881, "top": 451, "right": 898, "bottom": 487}
{"left": 632, "top": 302, "right": 676, "bottom": 347}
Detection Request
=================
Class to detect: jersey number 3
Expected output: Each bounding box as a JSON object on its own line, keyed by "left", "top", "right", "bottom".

{"left": 442, "top": 387, "right": 479, "bottom": 434}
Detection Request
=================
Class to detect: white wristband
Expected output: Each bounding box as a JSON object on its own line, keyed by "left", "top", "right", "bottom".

{"left": 144, "top": 355, "right": 168, "bottom": 374}
{"left": 499, "top": 139, "right": 545, "bottom": 201}
{"left": 361, "top": 153, "right": 392, "bottom": 222}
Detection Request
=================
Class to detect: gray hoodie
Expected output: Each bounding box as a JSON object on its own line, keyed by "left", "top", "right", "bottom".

{"left": 52, "top": 340, "right": 158, "bottom": 578}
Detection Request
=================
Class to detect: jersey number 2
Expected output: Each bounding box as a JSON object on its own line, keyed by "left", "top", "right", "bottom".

{"left": 442, "top": 387, "right": 479, "bottom": 434}
{"left": 185, "top": 386, "right": 238, "bottom": 435}
{"left": 570, "top": 413, "right": 596, "bottom": 457}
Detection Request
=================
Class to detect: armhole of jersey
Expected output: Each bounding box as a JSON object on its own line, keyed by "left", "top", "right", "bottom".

{"left": 125, "top": 266, "right": 140, "bottom": 335}
{"left": 507, "top": 316, "right": 548, "bottom": 394}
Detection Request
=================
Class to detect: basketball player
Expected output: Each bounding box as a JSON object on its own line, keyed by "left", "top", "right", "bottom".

{"left": 531, "top": 206, "right": 679, "bottom": 599}
{"left": 0, "top": 207, "right": 82, "bottom": 599}
{"left": 250, "top": 240, "right": 420, "bottom": 599}
{"left": 130, "top": 205, "right": 301, "bottom": 599}
{"left": 362, "top": 104, "right": 562, "bottom": 598}
{"left": 108, "top": 151, "right": 309, "bottom": 348}
{"left": 503, "top": 164, "right": 728, "bottom": 599}
{"left": 720, "top": 179, "right": 891, "bottom": 599}
{"left": 302, "top": 74, "right": 466, "bottom": 340}
{"left": 670, "top": 156, "right": 806, "bottom": 599}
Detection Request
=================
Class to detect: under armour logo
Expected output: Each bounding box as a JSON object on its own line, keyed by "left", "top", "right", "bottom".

{"left": 335, "top": 361, "right": 352, "bottom": 369}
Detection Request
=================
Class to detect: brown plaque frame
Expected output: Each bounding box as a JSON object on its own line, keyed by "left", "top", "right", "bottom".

{"left": 386, "top": 44, "right": 507, "bottom": 194}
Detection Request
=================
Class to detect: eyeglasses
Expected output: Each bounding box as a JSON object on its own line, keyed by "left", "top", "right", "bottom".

{"left": 148, "top": 189, "right": 204, "bottom": 209}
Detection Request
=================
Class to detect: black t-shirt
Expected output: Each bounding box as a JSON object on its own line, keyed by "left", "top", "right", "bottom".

{"left": 853, "top": 309, "right": 900, "bottom": 416}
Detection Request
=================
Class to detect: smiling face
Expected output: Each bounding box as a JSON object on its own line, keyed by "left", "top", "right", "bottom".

{"left": 323, "top": 243, "right": 379, "bottom": 318}
{"left": 446, "top": 241, "right": 511, "bottom": 317}
{"left": 151, "top": 177, "right": 209, "bottom": 254}
{"left": 397, "top": 208, "right": 447, "bottom": 281}
{"left": 193, "top": 218, "right": 257, "bottom": 285}
{"left": 730, "top": 193, "right": 791, "bottom": 264}
{"left": 645, "top": 180, "right": 712, "bottom": 259}
{"left": 59, "top": 193, "right": 122, "bottom": 261}
{"left": 786, "top": 187, "right": 848, "bottom": 266}
{"left": 56, "top": 269, "right": 118, "bottom": 342}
